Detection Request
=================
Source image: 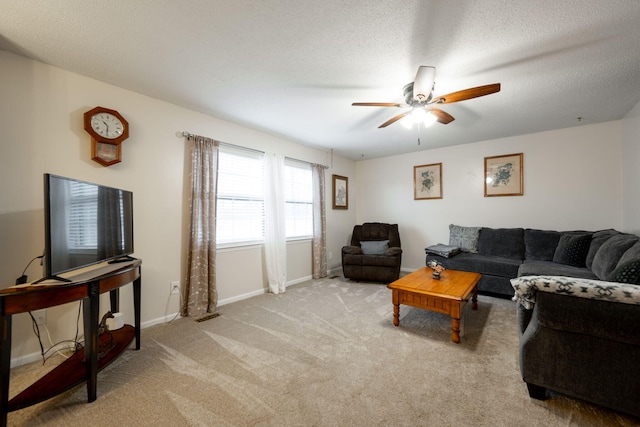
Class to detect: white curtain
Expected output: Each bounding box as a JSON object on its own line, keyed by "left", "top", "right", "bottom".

{"left": 183, "top": 136, "right": 218, "bottom": 317}
{"left": 311, "top": 163, "right": 327, "bottom": 279}
{"left": 264, "top": 153, "right": 287, "bottom": 294}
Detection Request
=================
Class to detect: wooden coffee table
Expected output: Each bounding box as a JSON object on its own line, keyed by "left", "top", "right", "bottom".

{"left": 387, "top": 268, "right": 481, "bottom": 343}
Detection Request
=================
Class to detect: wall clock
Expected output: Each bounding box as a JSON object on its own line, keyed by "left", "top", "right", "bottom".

{"left": 83, "top": 106, "right": 129, "bottom": 166}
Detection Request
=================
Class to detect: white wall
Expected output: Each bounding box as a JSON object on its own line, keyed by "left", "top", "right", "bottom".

{"left": 622, "top": 101, "right": 640, "bottom": 234}
{"left": 355, "top": 121, "right": 624, "bottom": 270}
{"left": 0, "top": 50, "right": 356, "bottom": 364}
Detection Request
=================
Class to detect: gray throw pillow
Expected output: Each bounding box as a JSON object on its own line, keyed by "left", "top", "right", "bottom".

{"left": 449, "top": 224, "right": 480, "bottom": 253}
{"left": 553, "top": 233, "right": 591, "bottom": 268}
{"left": 586, "top": 229, "right": 619, "bottom": 269}
{"left": 606, "top": 259, "right": 640, "bottom": 284}
{"left": 591, "top": 234, "right": 640, "bottom": 279}
{"left": 360, "top": 240, "right": 389, "bottom": 255}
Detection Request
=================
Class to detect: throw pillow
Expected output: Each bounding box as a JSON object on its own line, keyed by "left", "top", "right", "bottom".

{"left": 360, "top": 240, "right": 389, "bottom": 255}
{"left": 553, "top": 233, "right": 591, "bottom": 267}
{"left": 606, "top": 259, "right": 640, "bottom": 284}
{"left": 585, "top": 229, "right": 618, "bottom": 269}
{"left": 591, "top": 234, "right": 640, "bottom": 280}
{"left": 449, "top": 224, "right": 480, "bottom": 253}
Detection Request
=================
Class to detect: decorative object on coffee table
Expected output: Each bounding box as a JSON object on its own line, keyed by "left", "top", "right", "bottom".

{"left": 484, "top": 153, "right": 523, "bottom": 197}
{"left": 427, "top": 259, "right": 445, "bottom": 279}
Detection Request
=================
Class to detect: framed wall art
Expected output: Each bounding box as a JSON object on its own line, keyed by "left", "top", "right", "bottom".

{"left": 414, "top": 163, "right": 442, "bottom": 200}
{"left": 332, "top": 174, "right": 348, "bottom": 209}
{"left": 484, "top": 153, "right": 523, "bottom": 197}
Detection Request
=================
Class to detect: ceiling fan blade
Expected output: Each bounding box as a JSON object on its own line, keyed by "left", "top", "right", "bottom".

{"left": 430, "top": 83, "right": 501, "bottom": 104}
{"left": 413, "top": 66, "right": 436, "bottom": 101}
{"left": 352, "top": 102, "right": 407, "bottom": 107}
{"left": 379, "top": 111, "right": 411, "bottom": 128}
{"left": 427, "top": 108, "right": 455, "bottom": 124}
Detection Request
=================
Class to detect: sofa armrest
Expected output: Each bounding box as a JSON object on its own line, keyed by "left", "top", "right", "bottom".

{"left": 510, "top": 275, "right": 640, "bottom": 309}
{"left": 385, "top": 247, "right": 402, "bottom": 256}
{"left": 342, "top": 245, "right": 362, "bottom": 255}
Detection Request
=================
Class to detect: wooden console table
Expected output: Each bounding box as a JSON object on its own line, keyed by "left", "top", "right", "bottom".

{"left": 0, "top": 259, "right": 142, "bottom": 426}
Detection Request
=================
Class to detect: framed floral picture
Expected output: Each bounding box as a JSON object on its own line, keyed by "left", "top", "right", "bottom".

{"left": 484, "top": 153, "right": 523, "bottom": 197}
{"left": 332, "top": 174, "right": 348, "bottom": 209}
{"left": 414, "top": 163, "right": 442, "bottom": 200}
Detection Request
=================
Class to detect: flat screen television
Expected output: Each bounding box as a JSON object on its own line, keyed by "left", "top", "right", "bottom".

{"left": 39, "top": 174, "right": 134, "bottom": 282}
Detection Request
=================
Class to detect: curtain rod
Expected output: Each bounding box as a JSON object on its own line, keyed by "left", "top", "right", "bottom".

{"left": 177, "top": 130, "right": 329, "bottom": 169}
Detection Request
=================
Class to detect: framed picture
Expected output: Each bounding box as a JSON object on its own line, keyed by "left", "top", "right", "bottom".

{"left": 484, "top": 153, "right": 523, "bottom": 197}
{"left": 414, "top": 163, "right": 443, "bottom": 200}
{"left": 332, "top": 174, "right": 348, "bottom": 209}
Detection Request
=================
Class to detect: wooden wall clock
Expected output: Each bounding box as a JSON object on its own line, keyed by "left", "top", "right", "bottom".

{"left": 83, "top": 106, "right": 129, "bottom": 166}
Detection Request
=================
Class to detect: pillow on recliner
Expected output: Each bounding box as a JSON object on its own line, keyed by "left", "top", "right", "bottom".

{"left": 360, "top": 240, "right": 389, "bottom": 255}
{"left": 553, "top": 233, "right": 591, "bottom": 267}
{"left": 606, "top": 259, "right": 640, "bottom": 284}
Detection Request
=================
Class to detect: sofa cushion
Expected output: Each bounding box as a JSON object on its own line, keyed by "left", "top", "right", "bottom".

{"left": 448, "top": 224, "right": 481, "bottom": 253}
{"left": 607, "top": 259, "right": 640, "bottom": 284}
{"left": 586, "top": 229, "right": 619, "bottom": 269}
{"left": 360, "top": 240, "right": 389, "bottom": 255}
{"left": 553, "top": 233, "right": 592, "bottom": 267}
{"left": 434, "top": 253, "right": 521, "bottom": 278}
{"left": 524, "top": 229, "right": 561, "bottom": 261}
{"left": 518, "top": 260, "right": 598, "bottom": 280}
{"left": 477, "top": 227, "right": 525, "bottom": 259}
{"left": 591, "top": 233, "right": 640, "bottom": 280}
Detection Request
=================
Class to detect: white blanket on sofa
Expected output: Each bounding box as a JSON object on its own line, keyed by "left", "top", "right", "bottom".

{"left": 510, "top": 275, "right": 640, "bottom": 309}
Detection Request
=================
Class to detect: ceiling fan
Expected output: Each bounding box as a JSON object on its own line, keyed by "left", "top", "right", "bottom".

{"left": 352, "top": 66, "right": 501, "bottom": 128}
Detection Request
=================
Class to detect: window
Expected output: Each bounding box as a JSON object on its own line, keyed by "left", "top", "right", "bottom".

{"left": 216, "top": 145, "right": 265, "bottom": 246}
{"left": 215, "top": 144, "right": 314, "bottom": 246}
{"left": 284, "top": 159, "right": 313, "bottom": 239}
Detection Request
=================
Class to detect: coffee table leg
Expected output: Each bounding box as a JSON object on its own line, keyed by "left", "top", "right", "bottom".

{"left": 391, "top": 290, "right": 401, "bottom": 326}
{"left": 393, "top": 303, "right": 400, "bottom": 326}
{"left": 452, "top": 317, "right": 461, "bottom": 343}
{"left": 472, "top": 285, "right": 478, "bottom": 310}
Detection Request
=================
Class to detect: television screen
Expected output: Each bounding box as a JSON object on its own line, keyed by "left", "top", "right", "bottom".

{"left": 43, "top": 174, "right": 134, "bottom": 280}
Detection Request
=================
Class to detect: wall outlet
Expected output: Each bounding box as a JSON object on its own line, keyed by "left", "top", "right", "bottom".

{"left": 170, "top": 281, "right": 180, "bottom": 295}
{"left": 33, "top": 309, "right": 47, "bottom": 325}
{"left": 329, "top": 250, "right": 333, "bottom": 260}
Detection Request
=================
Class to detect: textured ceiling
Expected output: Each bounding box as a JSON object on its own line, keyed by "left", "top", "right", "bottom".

{"left": 2, "top": 0, "right": 640, "bottom": 160}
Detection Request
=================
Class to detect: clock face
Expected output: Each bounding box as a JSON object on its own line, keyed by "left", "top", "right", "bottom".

{"left": 90, "top": 112, "right": 124, "bottom": 139}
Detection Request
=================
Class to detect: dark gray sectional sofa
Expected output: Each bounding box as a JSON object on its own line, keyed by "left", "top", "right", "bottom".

{"left": 425, "top": 226, "right": 640, "bottom": 298}
{"left": 427, "top": 225, "right": 640, "bottom": 418}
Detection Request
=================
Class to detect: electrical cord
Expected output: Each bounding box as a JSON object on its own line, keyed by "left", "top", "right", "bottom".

{"left": 165, "top": 284, "right": 183, "bottom": 323}
{"left": 29, "top": 302, "right": 84, "bottom": 365}
{"left": 16, "top": 253, "right": 44, "bottom": 285}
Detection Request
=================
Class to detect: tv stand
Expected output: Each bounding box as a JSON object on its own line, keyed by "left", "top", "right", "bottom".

{"left": 0, "top": 259, "right": 142, "bottom": 426}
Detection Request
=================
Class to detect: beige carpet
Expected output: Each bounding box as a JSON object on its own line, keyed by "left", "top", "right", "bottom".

{"left": 8, "top": 276, "right": 639, "bottom": 426}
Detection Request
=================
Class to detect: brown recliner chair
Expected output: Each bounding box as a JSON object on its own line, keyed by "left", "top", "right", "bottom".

{"left": 341, "top": 222, "right": 402, "bottom": 283}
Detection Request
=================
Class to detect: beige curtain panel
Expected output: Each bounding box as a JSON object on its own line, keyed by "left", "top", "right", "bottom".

{"left": 183, "top": 135, "right": 219, "bottom": 317}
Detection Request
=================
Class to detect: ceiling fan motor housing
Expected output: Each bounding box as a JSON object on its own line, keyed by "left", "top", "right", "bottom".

{"left": 403, "top": 82, "right": 431, "bottom": 106}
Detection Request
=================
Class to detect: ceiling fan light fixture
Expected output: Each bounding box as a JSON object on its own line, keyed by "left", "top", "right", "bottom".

{"left": 402, "top": 108, "right": 437, "bottom": 129}
{"left": 421, "top": 110, "right": 437, "bottom": 127}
